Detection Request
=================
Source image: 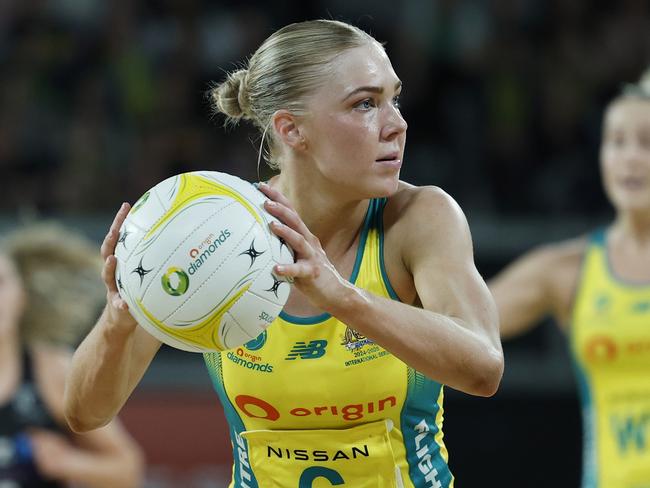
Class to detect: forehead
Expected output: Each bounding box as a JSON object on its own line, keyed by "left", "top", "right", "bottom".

{"left": 605, "top": 98, "right": 650, "bottom": 130}
{"left": 324, "top": 42, "right": 399, "bottom": 93}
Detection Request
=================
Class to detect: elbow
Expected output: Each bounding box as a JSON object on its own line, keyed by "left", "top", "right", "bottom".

{"left": 65, "top": 412, "right": 100, "bottom": 434}
{"left": 469, "top": 346, "right": 504, "bottom": 397}
{"left": 64, "top": 405, "right": 109, "bottom": 434}
{"left": 63, "top": 387, "right": 111, "bottom": 433}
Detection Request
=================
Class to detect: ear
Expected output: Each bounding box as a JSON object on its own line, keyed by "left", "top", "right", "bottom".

{"left": 272, "top": 110, "right": 306, "bottom": 150}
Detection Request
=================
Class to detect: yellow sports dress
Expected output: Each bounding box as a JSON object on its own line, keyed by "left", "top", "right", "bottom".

{"left": 204, "top": 198, "right": 454, "bottom": 488}
{"left": 571, "top": 228, "right": 650, "bottom": 488}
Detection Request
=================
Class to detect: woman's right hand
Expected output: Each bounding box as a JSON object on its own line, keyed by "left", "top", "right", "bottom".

{"left": 100, "top": 203, "right": 138, "bottom": 335}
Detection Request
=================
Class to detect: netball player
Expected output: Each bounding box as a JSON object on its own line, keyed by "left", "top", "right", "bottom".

{"left": 490, "top": 69, "right": 650, "bottom": 487}
{"left": 64, "top": 20, "right": 504, "bottom": 487}
{"left": 0, "top": 224, "right": 143, "bottom": 487}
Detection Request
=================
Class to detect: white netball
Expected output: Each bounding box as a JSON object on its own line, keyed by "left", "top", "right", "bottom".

{"left": 113, "top": 171, "right": 293, "bottom": 353}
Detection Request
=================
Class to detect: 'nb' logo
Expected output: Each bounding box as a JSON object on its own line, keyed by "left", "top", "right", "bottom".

{"left": 285, "top": 340, "right": 328, "bottom": 360}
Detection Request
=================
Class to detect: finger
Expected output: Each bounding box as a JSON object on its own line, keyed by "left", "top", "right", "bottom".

{"left": 102, "top": 256, "right": 130, "bottom": 312}
{"left": 257, "top": 182, "right": 294, "bottom": 209}
{"left": 110, "top": 292, "right": 130, "bottom": 312}
{"left": 269, "top": 221, "right": 312, "bottom": 257}
{"left": 274, "top": 262, "right": 318, "bottom": 280}
{"left": 102, "top": 255, "right": 119, "bottom": 293}
{"left": 100, "top": 202, "right": 130, "bottom": 260}
{"left": 264, "top": 200, "right": 313, "bottom": 240}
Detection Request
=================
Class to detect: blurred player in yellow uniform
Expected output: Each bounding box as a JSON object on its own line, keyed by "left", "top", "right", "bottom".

{"left": 490, "top": 69, "right": 650, "bottom": 488}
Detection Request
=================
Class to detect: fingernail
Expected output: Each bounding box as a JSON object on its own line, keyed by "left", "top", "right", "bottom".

{"left": 276, "top": 265, "right": 285, "bottom": 273}
{"left": 258, "top": 182, "right": 268, "bottom": 188}
{"left": 266, "top": 200, "right": 276, "bottom": 207}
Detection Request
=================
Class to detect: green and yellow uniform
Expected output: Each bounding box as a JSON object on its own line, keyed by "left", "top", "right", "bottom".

{"left": 205, "top": 198, "right": 454, "bottom": 488}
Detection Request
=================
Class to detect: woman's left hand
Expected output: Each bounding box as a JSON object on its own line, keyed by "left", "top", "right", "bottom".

{"left": 257, "top": 182, "right": 352, "bottom": 312}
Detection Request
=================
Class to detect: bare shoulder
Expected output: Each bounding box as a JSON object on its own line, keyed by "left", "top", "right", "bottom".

{"left": 383, "top": 184, "right": 469, "bottom": 303}
{"left": 385, "top": 183, "right": 467, "bottom": 242}
{"left": 504, "top": 235, "right": 588, "bottom": 328}
{"left": 539, "top": 237, "right": 587, "bottom": 325}
{"left": 522, "top": 236, "right": 587, "bottom": 280}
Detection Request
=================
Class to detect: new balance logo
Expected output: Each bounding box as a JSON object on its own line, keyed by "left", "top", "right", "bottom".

{"left": 285, "top": 340, "right": 328, "bottom": 360}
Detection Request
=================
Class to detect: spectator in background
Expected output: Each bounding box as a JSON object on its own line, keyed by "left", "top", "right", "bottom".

{"left": 0, "top": 223, "right": 144, "bottom": 487}
{"left": 489, "top": 68, "right": 650, "bottom": 487}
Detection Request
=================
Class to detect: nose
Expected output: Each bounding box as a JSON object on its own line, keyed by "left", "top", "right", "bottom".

{"left": 381, "top": 104, "right": 408, "bottom": 141}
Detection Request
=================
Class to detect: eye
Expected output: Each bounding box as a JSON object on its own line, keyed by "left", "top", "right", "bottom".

{"left": 606, "top": 131, "right": 624, "bottom": 148}
{"left": 392, "top": 94, "right": 401, "bottom": 109}
{"left": 355, "top": 98, "right": 376, "bottom": 111}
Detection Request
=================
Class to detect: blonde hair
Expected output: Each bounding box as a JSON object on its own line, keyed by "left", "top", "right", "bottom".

{"left": 209, "top": 19, "right": 377, "bottom": 170}
{"left": 2, "top": 222, "right": 103, "bottom": 346}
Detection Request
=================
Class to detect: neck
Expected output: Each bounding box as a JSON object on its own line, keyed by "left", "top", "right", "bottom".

{"left": 271, "top": 167, "right": 370, "bottom": 257}
{"left": 612, "top": 210, "right": 650, "bottom": 247}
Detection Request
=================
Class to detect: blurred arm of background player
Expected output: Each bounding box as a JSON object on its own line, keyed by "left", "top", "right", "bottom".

{"left": 488, "top": 238, "right": 585, "bottom": 338}
{"left": 64, "top": 203, "right": 162, "bottom": 433}
{"left": 31, "top": 344, "right": 144, "bottom": 488}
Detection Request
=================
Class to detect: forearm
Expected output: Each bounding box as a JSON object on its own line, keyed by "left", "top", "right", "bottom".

{"left": 51, "top": 442, "right": 144, "bottom": 488}
{"left": 329, "top": 284, "right": 503, "bottom": 396}
{"left": 64, "top": 310, "right": 142, "bottom": 432}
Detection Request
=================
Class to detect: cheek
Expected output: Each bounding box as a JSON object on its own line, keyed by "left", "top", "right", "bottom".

{"left": 321, "top": 116, "right": 377, "bottom": 156}
{"left": 600, "top": 147, "right": 617, "bottom": 178}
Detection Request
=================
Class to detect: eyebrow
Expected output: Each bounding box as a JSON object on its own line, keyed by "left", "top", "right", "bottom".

{"left": 342, "top": 81, "right": 402, "bottom": 102}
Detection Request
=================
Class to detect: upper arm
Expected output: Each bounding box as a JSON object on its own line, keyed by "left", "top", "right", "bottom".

{"left": 488, "top": 247, "right": 556, "bottom": 339}
{"left": 401, "top": 187, "right": 500, "bottom": 346}
{"left": 488, "top": 239, "right": 585, "bottom": 339}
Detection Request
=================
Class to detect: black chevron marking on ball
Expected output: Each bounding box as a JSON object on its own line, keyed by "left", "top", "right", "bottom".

{"left": 131, "top": 258, "right": 152, "bottom": 286}
{"left": 278, "top": 236, "right": 288, "bottom": 251}
{"left": 118, "top": 229, "right": 130, "bottom": 249}
{"left": 265, "top": 276, "right": 284, "bottom": 298}
{"left": 240, "top": 239, "right": 265, "bottom": 268}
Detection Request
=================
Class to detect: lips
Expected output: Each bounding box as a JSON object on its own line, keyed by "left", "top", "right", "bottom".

{"left": 619, "top": 176, "right": 647, "bottom": 190}
{"left": 376, "top": 152, "right": 399, "bottom": 162}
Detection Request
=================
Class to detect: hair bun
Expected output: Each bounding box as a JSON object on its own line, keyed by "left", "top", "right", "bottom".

{"left": 639, "top": 68, "right": 650, "bottom": 95}
{"left": 210, "top": 69, "right": 251, "bottom": 122}
{"left": 622, "top": 67, "right": 650, "bottom": 99}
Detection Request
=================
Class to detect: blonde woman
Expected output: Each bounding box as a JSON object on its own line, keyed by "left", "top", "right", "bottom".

{"left": 490, "top": 70, "right": 650, "bottom": 487}
{"left": 0, "top": 223, "right": 143, "bottom": 487}
{"left": 65, "top": 20, "right": 503, "bottom": 487}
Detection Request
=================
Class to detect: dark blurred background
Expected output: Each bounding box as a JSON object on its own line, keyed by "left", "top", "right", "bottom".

{"left": 1, "top": 0, "right": 649, "bottom": 486}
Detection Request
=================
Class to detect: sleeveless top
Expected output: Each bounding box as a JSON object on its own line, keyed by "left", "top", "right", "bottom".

{"left": 204, "top": 198, "right": 454, "bottom": 488}
{"left": 570, "top": 228, "right": 650, "bottom": 488}
{"left": 0, "top": 349, "right": 65, "bottom": 488}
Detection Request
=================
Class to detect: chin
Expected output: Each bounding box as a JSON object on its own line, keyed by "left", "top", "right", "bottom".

{"left": 613, "top": 198, "right": 650, "bottom": 214}
{"left": 371, "top": 177, "right": 400, "bottom": 198}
